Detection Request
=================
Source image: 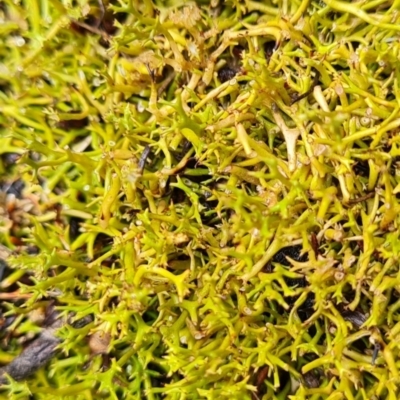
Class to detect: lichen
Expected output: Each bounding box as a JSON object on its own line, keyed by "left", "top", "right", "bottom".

{"left": 1, "top": 0, "right": 400, "bottom": 399}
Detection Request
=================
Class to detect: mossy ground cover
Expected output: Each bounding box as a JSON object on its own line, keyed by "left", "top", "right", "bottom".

{"left": 1, "top": 0, "right": 400, "bottom": 399}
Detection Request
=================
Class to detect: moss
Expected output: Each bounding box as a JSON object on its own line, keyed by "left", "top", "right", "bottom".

{"left": 1, "top": 0, "right": 400, "bottom": 399}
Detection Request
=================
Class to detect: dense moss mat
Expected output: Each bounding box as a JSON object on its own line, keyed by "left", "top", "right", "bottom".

{"left": 1, "top": 0, "right": 400, "bottom": 399}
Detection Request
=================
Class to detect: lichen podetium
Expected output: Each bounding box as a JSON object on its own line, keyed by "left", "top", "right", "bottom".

{"left": 1, "top": 0, "right": 400, "bottom": 399}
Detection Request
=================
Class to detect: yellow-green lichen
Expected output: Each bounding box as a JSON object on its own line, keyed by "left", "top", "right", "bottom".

{"left": 1, "top": 0, "right": 400, "bottom": 399}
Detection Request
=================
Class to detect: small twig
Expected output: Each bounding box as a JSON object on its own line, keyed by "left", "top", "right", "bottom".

{"left": 139, "top": 146, "right": 151, "bottom": 174}
{"left": 290, "top": 70, "right": 321, "bottom": 105}
{"left": 70, "top": 19, "right": 110, "bottom": 41}
{"left": 372, "top": 343, "right": 381, "bottom": 365}
{"left": 0, "top": 291, "right": 32, "bottom": 300}
{"left": 157, "top": 71, "right": 176, "bottom": 97}
{"left": 310, "top": 233, "right": 319, "bottom": 256}
{"left": 255, "top": 366, "right": 269, "bottom": 389}
{"left": 347, "top": 191, "right": 375, "bottom": 205}
{"left": 251, "top": 366, "right": 268, "bottom": 399}
{"left": 145, "top": 63, "right": 156, "bottom": 83}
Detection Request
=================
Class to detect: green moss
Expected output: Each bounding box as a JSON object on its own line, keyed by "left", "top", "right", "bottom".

{"left": 1, "top": 0, "right": 400, "bottom": 399}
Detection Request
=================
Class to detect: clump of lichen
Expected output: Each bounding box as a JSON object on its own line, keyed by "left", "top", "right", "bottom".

{"left": 1, "top": 0, "right": 400, "bottom": 399}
